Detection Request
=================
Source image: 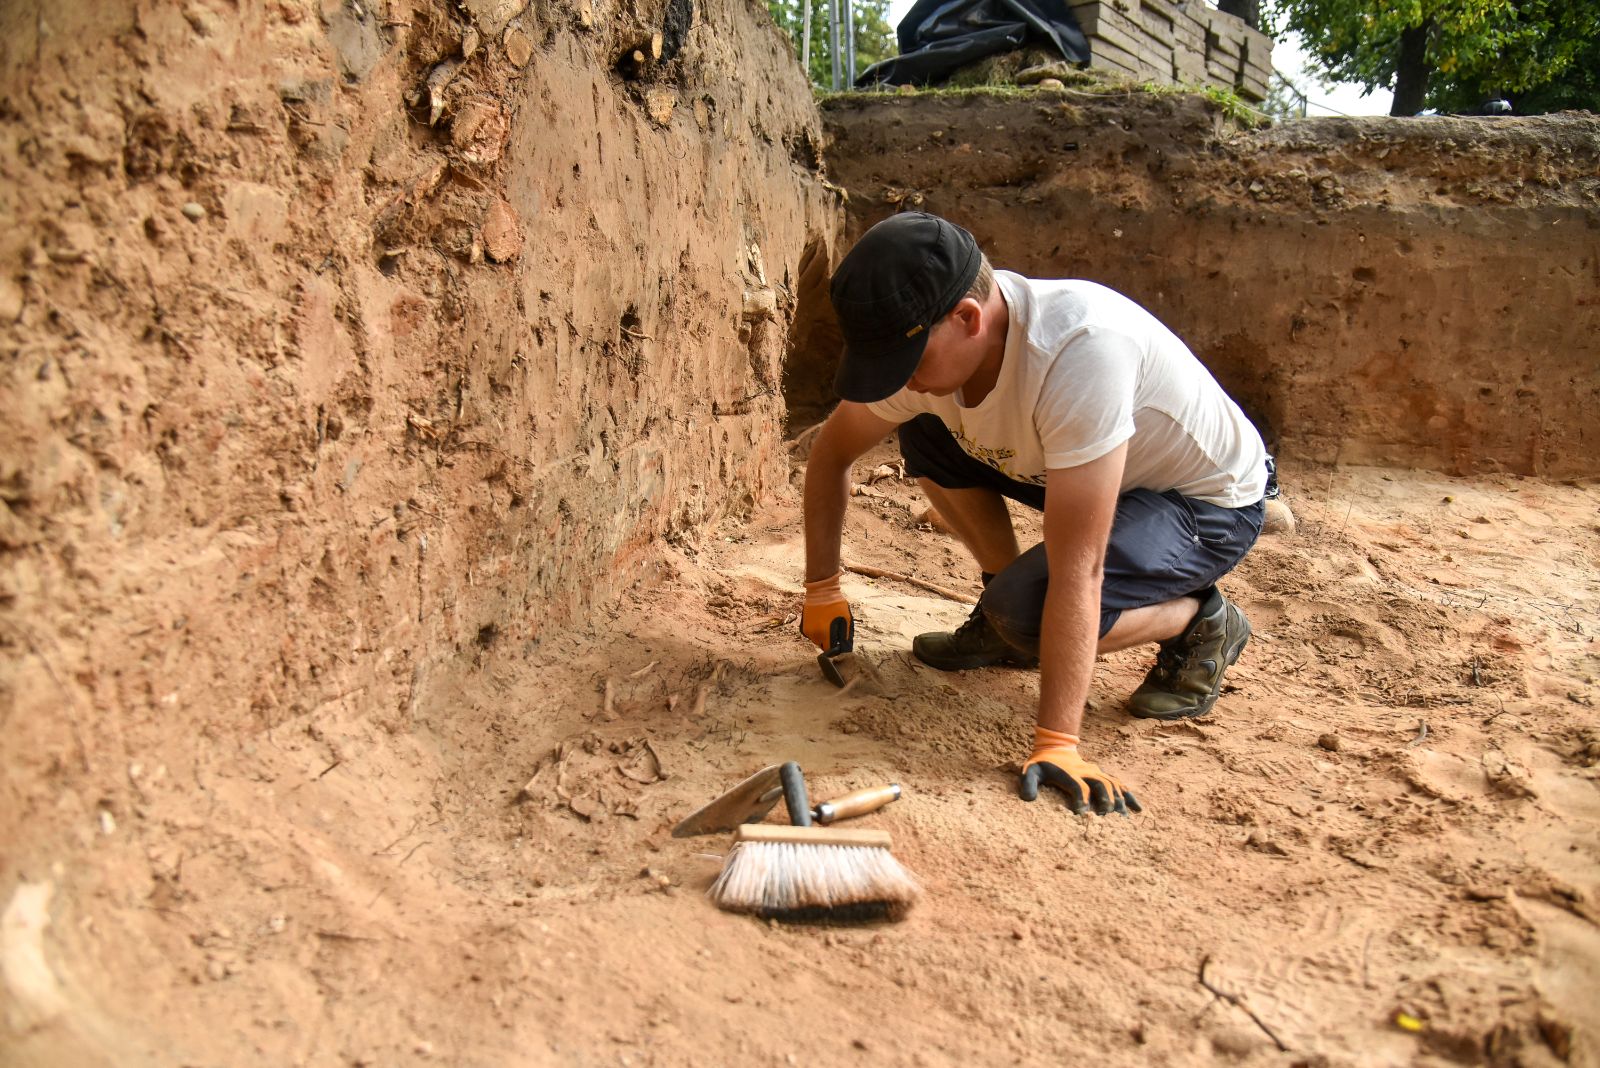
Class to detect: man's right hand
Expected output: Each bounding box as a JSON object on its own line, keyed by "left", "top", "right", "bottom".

{"left": 1018, "top": 726, "right": 1141, "bottom": 816}
{"left": 801, "top": 571, "right": 854, "bottom": 652}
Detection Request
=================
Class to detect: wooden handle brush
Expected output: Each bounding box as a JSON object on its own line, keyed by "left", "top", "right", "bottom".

{"left": 708, "top": 762, "right": 920, "bottom": 922}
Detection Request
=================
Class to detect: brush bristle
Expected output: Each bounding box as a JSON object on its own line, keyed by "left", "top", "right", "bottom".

{"left": 708, "top": 840, "right": 921, "bottom": 922}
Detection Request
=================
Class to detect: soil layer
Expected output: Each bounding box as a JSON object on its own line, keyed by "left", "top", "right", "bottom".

{"left": 2, "top": 0, "right": 834, "bottom": 915}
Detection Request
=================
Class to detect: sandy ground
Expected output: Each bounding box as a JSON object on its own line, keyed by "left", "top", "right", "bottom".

{"left": 9, "top": 443, "right": 1599, "bottom": 1068}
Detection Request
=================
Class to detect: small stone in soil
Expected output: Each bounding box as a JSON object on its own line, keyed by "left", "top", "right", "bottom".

{"left": 1210, "top": 1025, "right": 1263, "bottom": 1057}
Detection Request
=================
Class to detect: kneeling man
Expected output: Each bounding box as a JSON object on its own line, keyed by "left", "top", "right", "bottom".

{"left": 800, "top": 213, "right": 1271, "bottom": 816}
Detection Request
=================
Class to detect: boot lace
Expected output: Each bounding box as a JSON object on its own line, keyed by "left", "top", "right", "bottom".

{"left": 1150, "top": 640, "right": 1187, "bottom": 685}
{"left": 949, "top": 607, "right": 994, "bottom": 649}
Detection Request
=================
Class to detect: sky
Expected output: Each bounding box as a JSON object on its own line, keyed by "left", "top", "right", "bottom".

{"left": 1272, "top": 29, "right": 1393, "bottom": 116}
{"left": 881, "top": 0, "right": 1394, "bottom": 116}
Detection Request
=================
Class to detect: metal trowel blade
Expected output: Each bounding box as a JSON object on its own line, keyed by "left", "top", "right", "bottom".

{"left": 817, "top": 649, "right": 857, "bottom": 688}
{"left": 670, "top": 764, "right": 785, "bottom": 837}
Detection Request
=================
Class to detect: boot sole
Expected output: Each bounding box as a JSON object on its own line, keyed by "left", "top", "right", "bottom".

{"left": 1128, "top": 609, "right": 1252, "bottom": 721}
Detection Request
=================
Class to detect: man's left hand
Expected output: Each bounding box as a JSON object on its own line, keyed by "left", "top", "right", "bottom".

{"left": 1019, "top": 728, "right": 1141, "bottom": 816}
{"left": 800, "top": 571, "right": 853, "bottom": 653}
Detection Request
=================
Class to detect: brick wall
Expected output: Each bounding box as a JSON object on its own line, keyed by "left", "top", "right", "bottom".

{"left": 1068, "top": 0, "right": 1272, "bottom": 101}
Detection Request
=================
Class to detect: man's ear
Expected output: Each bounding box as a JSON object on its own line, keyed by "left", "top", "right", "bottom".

{"left": 950, "top": 297, "right": 983, "bottom": 336}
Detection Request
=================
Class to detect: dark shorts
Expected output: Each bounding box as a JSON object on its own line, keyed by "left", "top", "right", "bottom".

{"left": 898, "top": 414, "right": 1265, "bottom": 651}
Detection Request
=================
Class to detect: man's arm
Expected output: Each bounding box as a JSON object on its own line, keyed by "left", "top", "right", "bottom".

{"left": 1036, "top": 443, "right": 1127, "bottom": 734}
{"left": 798, "top": 402, "right": 900, "bottom": 651}
{"left": 802, "top": 402, "right": 901, "bottom": 582}
{"left": 1018, "top": 442, "right": 1142, "bottom": 815}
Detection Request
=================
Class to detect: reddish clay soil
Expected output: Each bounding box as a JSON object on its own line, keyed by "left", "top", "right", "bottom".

{"left": 3, "top": 5, "right": 1597, "bottom": 1066}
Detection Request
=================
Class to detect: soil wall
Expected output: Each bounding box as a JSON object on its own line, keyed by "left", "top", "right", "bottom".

{"left": 806, "top": 93, "right": 1600, "bottom": 478}
{"left": 1, "top": 0, "right": 834, "bottom": 863}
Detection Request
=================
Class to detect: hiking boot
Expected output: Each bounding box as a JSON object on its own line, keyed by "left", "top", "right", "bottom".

{"left": 1127, "top": 588, "right": 1251, "bottom": 720}
{"left": 912, "top": 605, "right": 1039, "bottom": 671}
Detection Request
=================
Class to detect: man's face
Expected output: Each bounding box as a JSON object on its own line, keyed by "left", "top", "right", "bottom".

{"left": 905, "top": 301, "right": 984, "bottom": 396}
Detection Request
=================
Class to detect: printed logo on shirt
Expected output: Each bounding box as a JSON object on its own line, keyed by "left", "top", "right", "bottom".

{"left": 953, "top": 428, "right": 1047, "bottom": 486}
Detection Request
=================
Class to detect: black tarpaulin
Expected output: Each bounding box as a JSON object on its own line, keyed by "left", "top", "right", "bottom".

{"left": 856, "top": 0, "right": 1090, "bottom": 88}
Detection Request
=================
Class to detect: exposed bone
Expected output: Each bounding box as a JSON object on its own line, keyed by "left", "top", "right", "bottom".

{"left": 424, "top": 58, "right": 463, "bottom": 125}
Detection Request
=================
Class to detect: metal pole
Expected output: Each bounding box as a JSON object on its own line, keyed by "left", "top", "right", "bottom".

{"left": 828, "top": 0, "right": 841, "bottom": 90}
{"left": 844, "top": 0, "right": 856, "bottom": 85}
{"left": 801, "top": 0, "right": 812, "bottom": 83}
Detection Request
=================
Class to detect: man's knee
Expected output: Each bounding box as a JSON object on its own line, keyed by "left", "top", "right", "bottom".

{"left": 980, "top": 557, "right": 1046, "bottom": 656}
{"left": 984, "top": 608, "right": 1039, "bottom": 659}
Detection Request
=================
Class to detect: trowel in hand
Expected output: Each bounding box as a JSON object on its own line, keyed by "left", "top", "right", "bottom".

{"left": 817, "top": 616, "right": 857, "bottom": 688}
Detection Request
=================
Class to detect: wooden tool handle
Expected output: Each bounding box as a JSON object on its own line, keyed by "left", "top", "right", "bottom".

{"left": 733, "top": 824, "right": 892, "bottom": 848}
{"left": 813, "top": 784, "right": 901, "bottom": 825}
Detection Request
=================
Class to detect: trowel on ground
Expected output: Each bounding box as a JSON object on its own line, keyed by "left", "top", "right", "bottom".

{"left": 671, "top": 764, "right": 785, "bottom": 837}
{"left": 672, "top": 764, "right": 903, "bottom": 837}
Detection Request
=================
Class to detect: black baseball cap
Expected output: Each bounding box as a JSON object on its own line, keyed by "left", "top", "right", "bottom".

{"left": 830, "top": 212, "right": 982, "bottom": 403}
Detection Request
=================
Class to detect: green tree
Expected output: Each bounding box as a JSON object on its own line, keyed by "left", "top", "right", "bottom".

{"left": 1265, "top": 0, "right": 1600, "bottom": 115}
{"left": 1501, "top": 30, "right": 1600, "bottom": 112}
{"left": 767, "top": 0, "right": 897, "bottom": 88}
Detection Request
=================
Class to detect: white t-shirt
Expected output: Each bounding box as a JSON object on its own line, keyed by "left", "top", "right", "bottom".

{"left": 867, "top": 272, "right": 1267, "bottom": 507}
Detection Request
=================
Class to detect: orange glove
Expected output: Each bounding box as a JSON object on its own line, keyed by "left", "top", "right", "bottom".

{"left": 801, "top": 571, "right": 854, "bottom": 653}
{"left": 1019, "top": 726, "right": 1141, "bottom": 816}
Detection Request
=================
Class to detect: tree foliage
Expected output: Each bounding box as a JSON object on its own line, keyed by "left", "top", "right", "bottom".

{"left": 1265, "top": 0, "right": 1600, "bottom": 115}
{"left": 767, "top": 0, "right": 896, "bottom": 88}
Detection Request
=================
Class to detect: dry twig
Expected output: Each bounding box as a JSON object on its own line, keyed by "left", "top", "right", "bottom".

{"left": 843, "top": 563, "right": 977, "bottom": 605}
{"left": 1197, "top": 955, "right": 1290, "bottom": 1052}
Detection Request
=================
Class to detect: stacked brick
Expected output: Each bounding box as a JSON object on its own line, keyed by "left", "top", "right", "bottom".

{"left": 1066, "top": 0, "right": 1272, "bottom": 101}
